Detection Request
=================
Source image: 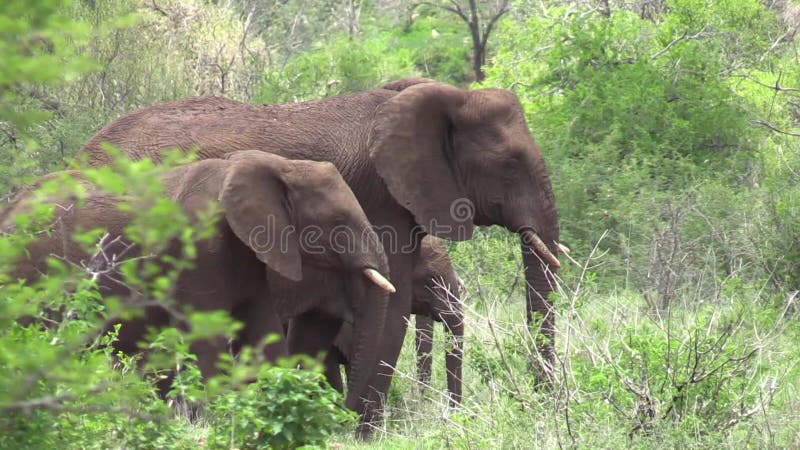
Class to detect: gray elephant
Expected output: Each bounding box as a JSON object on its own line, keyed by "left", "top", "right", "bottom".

{"left": 78, "top": 77, "right": 561, "bottom": 437}
{"left": 0, "top": 151, "right": 395, "bottom": 409}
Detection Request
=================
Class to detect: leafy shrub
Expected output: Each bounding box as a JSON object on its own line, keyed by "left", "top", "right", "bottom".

{"left": 207, "top": 365, "right": 357, "bottom": 449}
{"left": 482, "top": 0, "right": 797, "bottom": 300}
{"left": 0, "top": 0, "right": 97, "bottom": 191}
{"left": 0, "top": 154, "right": 203, "bottom": 449}
{"left": 254, "top": 33, "right": 418, "bottom": 104}
{"left": 568, "top": 293, "right": 788, "bottom": 439}
{"left": 754, "top": 135, "right": 800, "bottom": 290}
{"left": 253, "top": 10, "right": 474, "bottom": 106}
{"left": 390, "top": 15, "right": 472, "bottom": 84}
{"left": 0, "top": 151, "right": 354, "bottom": 448}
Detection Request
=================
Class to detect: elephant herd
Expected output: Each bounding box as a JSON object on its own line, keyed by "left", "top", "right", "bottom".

{"left": 0, "top": 78, "right": 562, "bottom": 438}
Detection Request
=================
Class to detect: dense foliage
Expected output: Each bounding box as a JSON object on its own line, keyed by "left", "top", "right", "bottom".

{"left": 1, "top": 0, "right": 798, "bottom": 447}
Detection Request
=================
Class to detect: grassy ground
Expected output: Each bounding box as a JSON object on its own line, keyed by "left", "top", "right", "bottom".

{"left": 328, "top": 252, "right": 800, "bottom": 449}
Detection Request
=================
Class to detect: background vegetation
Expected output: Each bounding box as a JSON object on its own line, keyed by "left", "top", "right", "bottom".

{"left": 1, "top": 0, "right": 798, "bottom": 447}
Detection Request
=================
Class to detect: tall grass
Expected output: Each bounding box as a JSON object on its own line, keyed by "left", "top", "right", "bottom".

{"left": 332, "top": 234, "right": 800, "bottom": 449}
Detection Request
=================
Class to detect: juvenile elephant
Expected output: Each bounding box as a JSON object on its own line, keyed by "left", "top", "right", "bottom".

{"left": 79, "top": 78, "right": 562, "bottom": 436}
{"left": 307, "top": 236, "right": 464, "bottom": 406}
{"left": 0, "top": 151, "right": 395, "bottom": 409}
{"left": 411, "top": 236, "right": 463, "bottom": 406}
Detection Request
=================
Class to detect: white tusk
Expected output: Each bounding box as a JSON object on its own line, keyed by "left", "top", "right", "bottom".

{"left": 522, "top": 230, "right": 561, "bottom": 268}
{"left": 363, "top": 268, "right": 396, "bottom": 294}
{"left": 555, "top": 242, "right": 571, "bottom": 255}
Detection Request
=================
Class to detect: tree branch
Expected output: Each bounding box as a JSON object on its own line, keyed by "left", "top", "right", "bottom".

{"left": 733, "top": 74, "right": 800, "bottom": 93}
{"left": 415, "top": 1, "right": 469, "bottom": 22}
{"left": 148, "top": 0, "right": 169, "bottom": 18}
{"left": 1, "top": 382, "right": 111, "bottom": 415}
{"left": 651, "top": 25, "right": 709, "bottom": 60}
{"left": 481, "top": 0, "right": 510, "bottom": 47}
{"left": 752, "top": 120, "right": 800, "bottom": 138}
{"left": 449, "top": 0, "right": 468, "bottom": 20}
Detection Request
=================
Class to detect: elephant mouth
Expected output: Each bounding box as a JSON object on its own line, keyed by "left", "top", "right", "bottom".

{"left": 363, "top": 268, "right": 396, "bottom": 293}
{"left": 521, "top": 229, "right": 561, "bottom": 268}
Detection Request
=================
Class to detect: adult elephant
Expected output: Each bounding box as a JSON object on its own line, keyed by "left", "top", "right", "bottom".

{"left": 1, "top": 151, "right": 395, "bottom": 410}
{"left": 313, "top": 235, "right": 464, "bottom": 406}
{"left": 78, "top": 78, "right": 561, "bottom": 437}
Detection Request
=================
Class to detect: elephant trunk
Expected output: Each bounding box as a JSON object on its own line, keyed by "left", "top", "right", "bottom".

{"left": 442, "top": 308, "right": 463, "bottom": 406}
{"left": 521, "top": 233, "right": 558, "bottom": 385}
{"left": 343, "top": 268, "right": 390, "bottom": 415}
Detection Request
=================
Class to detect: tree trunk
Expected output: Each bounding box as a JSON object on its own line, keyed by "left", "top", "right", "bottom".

{"left": 467, "top": 0, "right": 485, "bottom": 81}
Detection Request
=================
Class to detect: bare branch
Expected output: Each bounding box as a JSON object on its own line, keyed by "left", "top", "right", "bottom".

{"left": 2, "top": 382, "right": 111, "bottom": 415}
{"left": 732, "top": 74, "right": 800, "bottom": 93}
{"left": 481, "top": 0, "right": 510, "bottom": 46}
{"left": 751, "top": 120, "right": 800, "bottom": 138}
{"left": 651, "top": 26, "right": 709, "bottom": 60}
{"left": 448, "top": 0, "right": 468, "bottom": 20}
{"left": 148, "top": 0, "right": 169, "bottom": 18}
{"left": 415, "top": 1, "right": 469, "bottom": 22}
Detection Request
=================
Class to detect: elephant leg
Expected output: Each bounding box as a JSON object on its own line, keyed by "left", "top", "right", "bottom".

{"left": 237, "top": 297, "right": 288, "bottom": 362}
{"left": 287, "top": 311, "right": 343, "bottom": 367}
{"left": 415, "top": 314, "right": 434, "bottom": 394}
{"left": 112, "top": 305, "right": 173, "bottom": 397}
{"left": 190, "top": 336, "right": 230, "bottom": 380}
{"left": 323, "top": 346, "right": 346, "bottom": 393}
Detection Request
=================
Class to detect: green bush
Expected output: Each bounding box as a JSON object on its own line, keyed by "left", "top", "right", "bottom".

{"left": 0, "top": 153, "right": 203, "bottom": 449}
{"left": 254, "top": 33, "right": 418, "bottom": 104}
{"left": 253, "top": 10, "right": 474, "bottom": 106}
{"left": 207, "top": 365, "right": 357, "bottom": 449}
{"left": 0, "top": 152, "right": 354, "bottom": 448}
{"left": 390, "top": 15, "right": 472, "bottom": 85}
{"left": 0, "top": 0, "right": 96, "bottom": 191}
{"left": 569, "top": 295, "right": 789, "bottom": 439}
{"left": 758, "top": 143, "right": 800, "bottom": 288}
{"left": 482, "top": 0, "right": 796, "bottom": 299}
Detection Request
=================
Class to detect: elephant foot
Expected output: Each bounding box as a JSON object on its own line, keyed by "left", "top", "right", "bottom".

{"left": 354, "top": 397, "right": 386, "bottom": 440}
{"left": 355, "top": 421, "right": 377, "bottom": 441}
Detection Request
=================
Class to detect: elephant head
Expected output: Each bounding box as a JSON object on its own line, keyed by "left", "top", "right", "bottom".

{"left": 412, "top": 236, "right": 463, "bottom": 406}
{"left": 371, "top": 80, "right": 560, "bottom": 381}
{"left": 217, "top": 150, "right": 394, "bottom": 406}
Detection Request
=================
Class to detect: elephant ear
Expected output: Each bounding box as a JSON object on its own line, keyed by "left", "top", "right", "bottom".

{"left": 369, "top": 82, "right": 473, "bottom": 240}
{"left": 219, "top": 152, "right": 302, "bottom": 281}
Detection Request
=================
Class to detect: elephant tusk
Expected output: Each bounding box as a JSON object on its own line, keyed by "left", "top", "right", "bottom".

{"left": 555, "top": 242, "right": 571, "bottom": 255}
{"left": 363, "top": 268, "right": 396, "bottom": 294}
{"left": 523, "top": 230, "right": 561, "bottom": 268}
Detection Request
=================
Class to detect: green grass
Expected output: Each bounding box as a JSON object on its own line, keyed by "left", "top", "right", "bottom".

{"left": 327, "top": 252, "right": 800, "bottom": 449}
